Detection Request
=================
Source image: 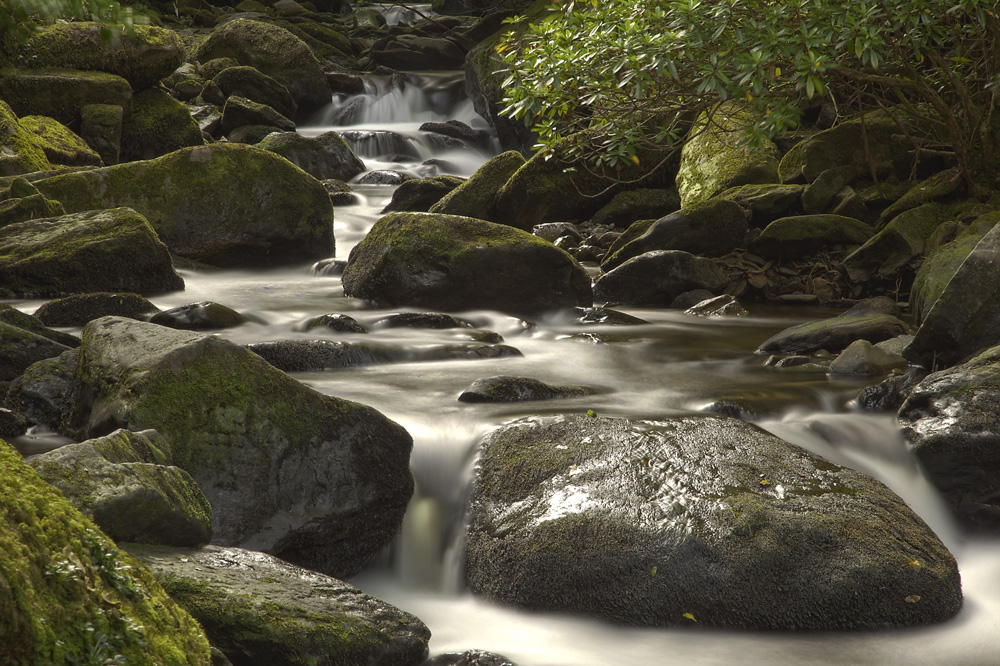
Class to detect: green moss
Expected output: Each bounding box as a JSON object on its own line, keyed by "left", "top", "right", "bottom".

{"left": 0, "top": 101, "right": 52, "bottom": 177}
{"left": 121, "top": 89, "right": 204, "bottom": 162}
{"left": 0, "top": 441, "right": 211, "bottom": 665}
{"left": 17, "top": 115, "right": 102, "bottom": 167}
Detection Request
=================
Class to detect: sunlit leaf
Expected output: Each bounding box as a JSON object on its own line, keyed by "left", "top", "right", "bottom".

{"left": 904, "top": 594, "right": 921, "bottom": 603}
{"left": 682, "top": 612, "right": 697, "bottom": 622}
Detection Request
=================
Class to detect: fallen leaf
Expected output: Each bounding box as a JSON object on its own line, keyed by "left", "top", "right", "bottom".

{"left": 908, "top": 560, "right": 922, "bottom": 570}
{"left": 904, "top": 595, "right": 921, "bottom": 604}
{"left": 682, "top": 612, "right": 697, "bottom": 622}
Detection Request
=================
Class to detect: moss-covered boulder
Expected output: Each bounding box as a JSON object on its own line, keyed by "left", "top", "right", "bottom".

{"left": 0, "top": 101, "right": 52, "bottom": 176}
{"left": 843, "top": 203, "right": 954, "bottom": 282}
{"left": 33, "top": 143, "right": 334, "bottom": 267}
{"left": 778, "top": 115, "right": 911, "bottom": 183}
{"left": 749, "top": 214, "right": 875, "bottom": 259}
{"left": 212, "top": 65, "right": 296, "bottom": 119}
{"left": 904, "top": 221, "right": 1000, "bottom": 368}
{"left": 0, "top": 305, "right": 80, "bottom": 347}
{"left": 121, "top": 89, "right": 204, "bottom": 162}
{"left": 34, "top": 292, "right": 161, "bottom": 327}
{"left": 29, "top": 429, "right": 213, "bottom": 547}
{"left": 80, "top": 102, "right": 124, "bottom": 165}
{"left": 0, "top": 190, "right": 66, "bottom": 228}
{"left": 0, "top": 321, "right": 73, "bottom": 381}
{"left": 877, "top": 168, "right": 964, "bottom": 226}
{"left": 193, "top": 19, "right": 331, "bottom": 119}
{"left": 71, "top": 317, "right": 414, "bottom": 578}
{"left": 6, "top": 349, "right": 81, "bottom": 433}
{"left": 256, "top": 130, "right": 365, "bottom": 181}
{"left": 126, "top": 544, "right": 430, "bottom": 666}
{"left": 0, "top": 68, "right": 132, "bottom": 127}
{"left": 898, "top": 345, "right": 1000, "bottom": 529}
{"left": 0, "top": 440, "right": 212, "bottom": 665}
{"left": 382, "top": 175, "right": 464, "bottom": 213}
{"left": 11, "top": 22, "right": 186, "bottom": 90}
{"left": 466, "top": 414, "right": 962, "bottom": 628}
{"left": 588, "top": 188, "right": 681, "bottom": 229}
{"left": 716, "top": 183, "right": 804, "bottom": 226}
{"left": 18, "top": 115, "right": 103, "bottom": 167}
{"left": 0, "top": 208, "right": 185, "bottom": 298}
{"left": 342, "top": 212, "right": 593, "bottom": 315}
{"left": 601, "top": 198, "right": 747, "bottom": 270}
{"left": 221, "top": 95, "right": 295, "bottom": 134}
{"left": 593, "top": 249, "right": 727, "bottom": 307}
{"left": 429, "top": 150, "right": 525, "bottom": 220}
{"left": 676, "top": 104, "right": 781, "bottom": 207}
{"left": 757, "top": 314, "right": 909, "bottom": 355}
{"left": 370, "top": 34, "right": 468, "bottom": 70}
{"left": 800, "top": 165, "right": 860, "bottom": 214}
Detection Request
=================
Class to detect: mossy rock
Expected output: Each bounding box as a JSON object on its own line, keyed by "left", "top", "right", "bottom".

{"left": 121, "top": 89, "right": 204, "bottom": 162}
{"left": 0, "top": 440, "right": 212, "bottom": 665}
{"left": 466, "top": 414, "right": 962, "bottom": 629}
{"left": 256, "top": 130, "right": 364, "bottom": 181}
{"left": 275, "top": 18, "right": 360, "bottom": 70}
{"left": 73, "top": 317, "right": 415, "bottom": 578}
{"left": 0, "top": 191, "right": 66, "bottom": 228}
{"left": 0, "top": 320, "right": 73, "bottom": 381}
{"left": 0, "top": 101, "right": 52, "bottom": 177}
{"left": 778, "top": 115, "right": 912, "bottom": 183}
{"left": 800, "top": 165, "right": 860, "bottom": 214}
{"left": 601, "top": 198, "right": 748, "bottom": 271}
{"left": 193, "top": 18, "right": 331, "bottom": 119}
{"left": 29, "top": 429, "right": 213, "bottom": 547}
{"left": 11, "top": 22, "right": 186, "bottom": 89}
{"left": 212, "top": 64, "right": 296, "bottom": 118}
{"left": 80, "top": 103, "right": 125, "bottom": 166}
{"left": 750, "top": 214, "right": 875, "bottom": 259}
{"left": 877, "top": 168, "right": 964, "bottom": 226}
{"left": 593, "top": 249, "right": 727, "bottom": 307}
{"left": 18, "top": 115, "right": 103, "bottom": 167}
{"left": 5, "top": 348, "right": 81, "bottom": 433}
{"left": 676, "top": 103, "right": 781, "bottom": 207}
{"left": 716, "top": 183, "right": 804, "bottom": 226}
{"left": 382, "top": 175, "right": 464, "bottom": 213}
{"left": 757, "top": 314, "right": 909, "bottom": 355}
{"left": 34, "top": 292, "right": 161, "bottom": 327}
{"left": 843, "top": 202, "right": 955, "bottom": 282}
{"left": 342, "top": 211, "right": 594, "bottom": 315}
{"left": 0, "top": 304, "right": 79, "bottom": 347}
{"left": 33, "top": 143, "right": 334, "bottom": 267}
{"left": 458, "top": 375, "right": 594, "bottom": 402}
{"left": 126, "top": 544, "right": 430, "bottom": 666}
{"left": 588, "top": 188, "right": 681, "bottom": 229}
{"left": 0, "top": 207, "right": 185, "bottom": 298}
{"left": 429, "top": 150, "right": 525, "bottom": 220}
{"left": 0, "top": 67, "right": 132, "bottom": 128}
{"left": 221, "top": 95, "right": 295, "bottom": 134}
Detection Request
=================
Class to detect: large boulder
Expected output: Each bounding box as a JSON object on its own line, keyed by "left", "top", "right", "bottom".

{"left": 33, "top": 292, "right": 160, "bottom": 327}
{"left": 593, "top": 250, "right": 727, "bottom": 307}
{"left": 18, "top": 115, "right": 103, "bottom": 167}
{"left": 0, "top": 321, "right": 73, "bottom": 382}
{"left": 121, "top": 88, "right": 204, "bottom": 162}
{"left": 28, "top": 429, "right": 213, "bottom": 547}
{"left": 749, "top": 214, "right": 875, "bottom": 259}
{"left": 717, "top": 183, "right": 804, "bottom": 226}
{"left": 11, "top": 22, "right": 186, "bottom": 90}
{"left": 0, "top": 207, "right": 185, "bottom": 298}
{"left": 466, "top": 414, "right": 962, "bottom": 628}
{"left": 429, "top": 150, "right": 525, "bottom": 220}
{"left": 33, "top": 143, "right": 334, "bottom": 267}
{"left": 778, "top": 115, "right": 911, "bottom": 183}
{"left": 600, "top": 198, "right": 748, "bottom": 270}
{"left": 126, "top": 544, "right": 430, "bottom": 666}
{"left": 898, "top": 345, "right": 1000, "bottom": 529}
{"left": 382, "top": 176, "right": 464, "bottom": 213}
{"left": 842, "top": 203, "right": 954, "bottom": 282}
{"left": 212, "top": 65, "right": 297, "bottom": 119}
{"left": 588, "top": 188, "right": 681, "bottom": 229}
{"left": 0, "top": 68, "right": 132, "bottom": 128}
{"left": 342, "top": 212, "right": 593, "bottom": 315}
{"left": 0, "top": 101, "right": 51, "bottom": 176}
{"left": 757, "top": 313, "right": 908, "bottom": 355}
{"left": 904, "top": 221, "right": 1000, "bottom": 368}
{"left": 193, "top": 19, "right": 331, "bottom": 119}
{"left": 70, "top": 317, "right": 414, "bottom": 578}
{"left": 256, "top": 131, "right": 365, "bottom": 181}
{"left": 0, "top": 440, "right": 212, "bottom": 665}
{"left": 676, "top": 104, "right": 781, "bottom": 207}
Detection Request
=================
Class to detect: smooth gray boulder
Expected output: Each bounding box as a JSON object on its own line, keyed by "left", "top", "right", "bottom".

{"left": 458, "top": 376, "right": 594, "bottom": 403}
{"left": 342, "top": 212, "right": 593, "bottom": 315}
{"left": 33, "top": 292, "right": 160, "bottom": 327}
{"left": 29, "top": 429, "right": 213, "bottom": 547}
{"left": 466, "top": 414, "right": 962, "bottom": 629}
{"left": 69, "top": 317, "right": 414, "bottom": 578}
{"left": 757, "top": 314, "right": 908, "bottom": 355}
{"left": 256, "top": 131, "right": 366, "bottom": 182}
{"left": 898, "top": 344, "right": 1000, "bottom": 530}
{"left": 594, "top": 250, "right": 727, "bottom": 307}
{"left": 126, "top": 544, "right": 430, "bottom": 666}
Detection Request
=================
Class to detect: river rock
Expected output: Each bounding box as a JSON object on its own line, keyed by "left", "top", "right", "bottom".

{"left": 11, "top": 22, "right": 185, "bottom": 90}
{"left": 465, "top": 414, "right": 962, "bottom": 629}
{"left": 594, "top": 250, "right": 727, "bottom": 307}
{"left": 589, "top": 188, "right": 681, "bottom": 229}
{"left": 858, "top": 367, "right": 927, "bottom": 412}
{"left": 33, "top": 143, "right": 334, "bottom": 267}
{"left": 0, "top": 189, "right": 66, "bottom": 228}
{"left": 0, "top": 306, "right": 79, "bottom": 347}
{"left": 18, "top": 115, "right": 103, "bottom": 167}
{"left": 601, "top": 199, "right": 748, "bottom": 270}
{"left": 125, "top": 544, "right": 431, "bottom": 666}
{"left": 898, "top": 344, "right": 1000, "bottom": 529}
{"left": 877, "top": 168, "right": 964, "bottom": 226}
{"left": 247, "top": 339, "right": 395, "bottom": 371}
{"left": 843, "top": 203, "right": 954, "bottom": 282}
{"left": 149, "top": 302, "right": 247, "bottom": 330}
{"left": 373, "top": 312, "right": 474, "bottom": 329}
{"left": 717, "top": 183, "right": 804, "bottom": 226}
{"left": 0, "top": 101, "right": 51, "bottom": 176}
{"left": 33, "top": 292, "right": 160, "bottom": 327}
{"left": 5, "top": 349, "right": 81, "bottom": 433}
{"left": 0, "top": 321, "right": 73, "bottom": 381}
{"left": 122, "top": 88, "right": 205, "bottom": 162}
{"left": 0, "top": 207, "right": 185, "bottom": 298}
{"left": 193, "top": 19, "right": 332, "bottom": 119}
{"left": 342, "top": 212, "right": 593, "bottom": 315}
{"left": 676, "top": 104, "right": 781, "bottom": 207}
{"left": 256, "top": 131, "right": 365, "bottom": 181}
{"left": 778, "top": 115, "right": 910, "bottom": 183}
{"left": 756, "top": 313, "right": 908, "bottom": 355}
{"left": 71, "top": 317, "right": 415, "bottom": 578}
{"left": 0, "top": 68, "right": 131, "bottom": 130}
{"left": 458, "top": 376, "right": 594, "bottom": 403}
{"left": 212, "top": 65, "right": 297, "bottom": 119}
{"left": 425, "top": 651, "right": 517, "bottom": 666}
{"left": 800, "top": 165, "right": 860, "bottom": 214}
{"left": 429, "top": 150, "right": 525, "bottom": 220}
{"left": 828, "top": 339, "right": 908, "bottom": 375}
{"left": 371, "top": 34, "right": 468, "bottom": 70}
{"left": 0, "top": 441, "right": 212, "bottom": 665}
{"left": 383, "top": 175, "right": 465, "bottom": 213}
{"left": 300, "top": 313, "right": 368, "bottom": 334}
{"left": 749, "top": 214, "right": 874, "bottom": 259}
{"left": 221, "top": 95, "right": 295, "bottom": 134}
{"left": 571, "top": 306, "right": 649, "bottom": 325}
{"left": 420, "top": 119, "right": 493, "bottom": 151}
{"left": 685, "top": 294, "right": 748, "bottom": 317}
{"left": 80, "top": 102, "right": 124, "bottom": 165}
{"left": 29, "top": 428, "right": 213, "bottom": 547}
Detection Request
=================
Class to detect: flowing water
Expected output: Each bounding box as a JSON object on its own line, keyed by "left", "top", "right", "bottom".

{"left": 8, "top": 73, "right": 1000, "bottom": 665}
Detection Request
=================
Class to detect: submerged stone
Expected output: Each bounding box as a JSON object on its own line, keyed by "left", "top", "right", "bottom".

{"left": 458, "top": 376, "right": 594, "bottom": 403}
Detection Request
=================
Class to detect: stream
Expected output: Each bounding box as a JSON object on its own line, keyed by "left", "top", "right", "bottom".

{"left": 8, "top": 70, "right": 1000, "bottom": 665}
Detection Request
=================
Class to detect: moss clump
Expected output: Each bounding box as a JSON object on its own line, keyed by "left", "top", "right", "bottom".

{"left": 0, "top": 440, "right": 212, "bottom": 665}
{"left": 18, "top": 115, "right": 103, "bottom": 167}
{"left": 0, "top": 101, "right": 52, "bottom": 177}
